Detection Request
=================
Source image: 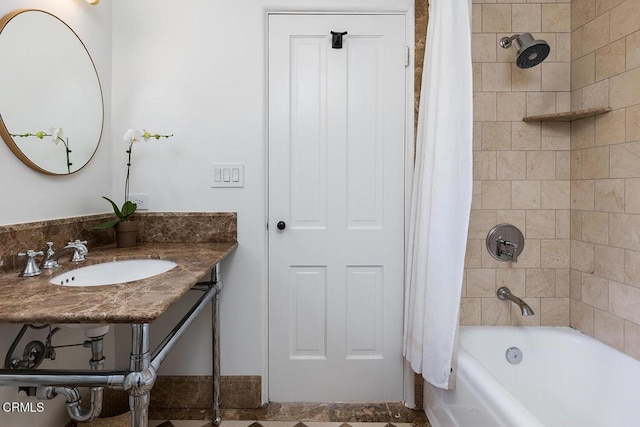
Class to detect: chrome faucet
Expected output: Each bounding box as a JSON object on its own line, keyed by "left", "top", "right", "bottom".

{"left": 41, "top": 240, "right": 88, "bottom": 269}
{"left": 497, "top": 239, "right": 518, "bottom": 263}
{"left": 497, "top": 286, "right": 535, "bottom": 316}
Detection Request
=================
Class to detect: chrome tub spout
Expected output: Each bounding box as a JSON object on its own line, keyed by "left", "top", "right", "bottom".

{"left": 497, "top": 286, "right": 535, "bottom": 316}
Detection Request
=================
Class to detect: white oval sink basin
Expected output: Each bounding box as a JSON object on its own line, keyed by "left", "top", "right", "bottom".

{"left": 50, "top": 259, "right": 177, "bottom": 287}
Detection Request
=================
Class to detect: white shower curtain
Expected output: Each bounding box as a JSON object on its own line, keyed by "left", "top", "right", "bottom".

{"left": 404, "top": 0, "right": 473, "bottom": 389}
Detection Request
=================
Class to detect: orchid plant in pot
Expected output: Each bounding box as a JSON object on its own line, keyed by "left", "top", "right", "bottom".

{"left": 95, "top": 129, "right": 173, "bottom": 247}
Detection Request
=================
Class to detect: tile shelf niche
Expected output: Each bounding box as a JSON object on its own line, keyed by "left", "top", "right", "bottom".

{"left": 523, "top": 107, "right": 612, "bottom": 122}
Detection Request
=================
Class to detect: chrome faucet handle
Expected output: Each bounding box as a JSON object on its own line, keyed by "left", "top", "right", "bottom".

{"left": 40, "top": 242, "right": 59, "bottom": 269}
{"left": 18, "top": 250, "right": 44, "bottom": 277}
{"left": 67, "top": 240, "right": 88, "bottom": 262}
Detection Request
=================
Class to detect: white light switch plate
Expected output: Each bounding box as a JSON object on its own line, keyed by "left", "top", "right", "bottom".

{"left": 210, "top": 163, "right": 244, "bottom": 187}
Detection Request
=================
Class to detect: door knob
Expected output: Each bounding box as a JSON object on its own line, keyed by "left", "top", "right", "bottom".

{"left": 276, "top": 221, "right": 286, "bottom": 231}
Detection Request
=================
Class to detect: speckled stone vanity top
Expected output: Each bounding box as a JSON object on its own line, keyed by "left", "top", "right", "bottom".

{"left": 0, "top": 241, "right": 237, "bottom": 324}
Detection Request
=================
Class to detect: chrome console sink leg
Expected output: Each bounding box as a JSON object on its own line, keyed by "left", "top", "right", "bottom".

{"left": 127, "top": 323, "right": 155, "bottom": 427}
{"left": 212, "top": 263, "right": 222, "bottom": 426}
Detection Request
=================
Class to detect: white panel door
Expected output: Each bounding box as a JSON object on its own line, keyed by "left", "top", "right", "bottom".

{"left": 268, "top": 13, "right": 406, "bottom": 402}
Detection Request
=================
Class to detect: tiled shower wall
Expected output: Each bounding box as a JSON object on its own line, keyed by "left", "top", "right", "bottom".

{"left": 462, "top": 0, "right": 573, "bottom": 326}
{"left": 569, "top": 0, "right": 640, "bottom": 359}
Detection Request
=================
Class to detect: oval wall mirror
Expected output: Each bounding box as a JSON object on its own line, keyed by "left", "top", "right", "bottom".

{"left": 0, "top": 9, "right": 103, "bottom": 175}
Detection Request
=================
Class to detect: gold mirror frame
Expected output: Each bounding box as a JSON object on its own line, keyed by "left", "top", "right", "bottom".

{"left": 0, "top": 9, "right": 104, "bottom": 175}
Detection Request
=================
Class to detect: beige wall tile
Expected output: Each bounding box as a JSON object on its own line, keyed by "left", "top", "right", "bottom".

{"left": 513, "top": 4, "right": 541, "bottom": 33}
{"left": 482, "top": 180, "right": 512, "bottom": 209}
{"left": 581, "top": 80, "right": 610, "bottom": 110}
{"left": 595, "top": 178, "right": 625, "bottom": 212}
{"left": 595, "top": 0, "right": 627, "bottom": 16}
{"left": 571, "top": 239, "right": 596, "bottom": 272}
{"left": 571, "top": 117, "right": 596, "bottom": 150}
{"left": 572, "top": 53, "right": 596, "bottom": 90}
{"left": 595, "top": 108, "right": 626, "bottom": 146}
{"left": 512, "top": 122, "right": 541, "bottom": 150}
{"left": 572, "top": 88, "right": 584, "bottom": 111}
{"left": 496, "top": 209, "right": 527, "bottom": 233}
{"left": 625, "top": 178, "right": 640, "bottom": 213}
{"left": 473, "top": 34, "right": 498, "bottom": 63}
{"left": 512, "top": 65, "right": 542, "bottom": 92}
{"left": 542, "top": 62, "right": 571, "bottom": 92}
{"left": 557, "top": 268, "right": 571, "bottom": 297}
{"left": 571, "top": 268, "right": 584, "bottom": 299}
{"left": 594, "top": 309, "right": 625, "bottom": 351}
{"left": 472, "top": 180, "right": 482, "bottom": 210}
{"left": 557, "top": 209, "right": 571, "bottom": 238}
{"left": 625, "top": 320, "right": 640, "bottom": 359}
{"left": 541, "top": 180, "right": 571, "bottom": 209}
{"left": 572, "top": 0, "right": 596, "bottom": 31}
{"left": 474, "top": 122, "right": 482, "bottom": 150}
{"left": 609, "top": 213, "right": 640, "bottom": 250}
{"left": 582, "top": 273, "right": 610, "bottom": 310}
{"left": 512, "top": 238, "right": 541, "bottom": 268}
{"left": 556, "top": 151, "right": 571, "bottom": 179}
{"left": 482, "top": 4, "right": 512, "bottom": 33}
{"left": 482, "top": 298, "right": 511, "bottom": 325}
{"left": 542, "top": 4, "right": 571, "bottom": 32}
{"left": 627, "top": 29, "right": 640, "bottom": 70}
{"left": 582, "top": 146, "right": 610, "bottom": 179}
{"left": 474, "top": 63, "right": 483, "bottom": 92}
{"left": 542, "top": 122, "right": 571, "bottom": 149}
{"left": 482, "top": 121, "right": 512, "bottom": 150}
{"left": 609, "top": 280, "right": 640, "bottom": 323}
{"left": 540, "top": 298, "right": 570, "bottom": 325}
{"left": 466, "top": 269, "right": 497, "bottom": 297}
{"left": 541, "top": 239, "right": 571, "bottom": 268}
{"left": 483, "top": 63, "right": 513, "bottom": 92}
{"left": 497, "top": 92, "right": 527, "bottom": 121}
{"left": 526, "top": 210, "right": 556, "bottom": 238}
{"left": 571, "top": 298, "right": 595, "bottom": 336}
{"left": 610, "top": 0, "right": 640, "bottom": 42}
{"left": 626, "top": 104, "right": 640, "bottom": 142}
{"left": 624, "top": 249, "right": 640, "bottom": 286}
{"left": 596, "top": 39, "right": 626, "bottom": 81}
{"left": 582, "top": 211, "right": 609, "bottom": 244}
{"left": 571, "top": 150, "right": 583, "bottom": 179}
{"left": 497, "top": 151, "right": 527, "bottom": 180}
{"left": 571, "top": 210, "right": 583, "bottom": 240}
{"left": 610, "top": 67, "right": 640, "bottom": 110}
{"left": 526, "top": 268, "right": 556, "bottom": 296}
{"left": 496, "top": 268, "right": 526, "bottom": 296}
{"left": 465, "top": 239, "right": 483, "bottom": 268}
{"left": 527, "top": 151, "right": 556, "bottom": 179}
{"left": 460, "top": 298, "right": 482, "bottom": 326}
{"left": 594, "top": 244, "right": 625, "bottom": 282}
{"left": 610, "top": 141, "right": 640, "bottom": 178}
{"left": 474, "top": 150, "right": 497, "bottom": 180}
{"left": 512, "top": 180, "right": 541, "bottom": 209}
{"left": 474, "top": 92, "right": 498, "bottom": 121}
{"left": 472, "top": 3, "right": 483, "bottom": 34}
{"left": 572, "top": 28, "right": 584, "bottom": 60}
{"left": 582, "top": 12, "right": 611, "bottom": 54}
{"left": 557, "top": 33, "right": 573, "bottom": 63}
{"left": 556, "top": 91, "right": 572, "bottom": 112}
{"left": 526, "top": 92, "right": 557, "bottom": 116}
{"left": 571, "top": 180, "right": 595, "bottom": 210}
{"left": 469, "top": 210, "right": 498, "bottom": 239}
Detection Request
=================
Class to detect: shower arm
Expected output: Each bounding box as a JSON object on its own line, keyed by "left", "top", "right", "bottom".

{"left": 499, "top": 34, "right": 520, "bottom": 49}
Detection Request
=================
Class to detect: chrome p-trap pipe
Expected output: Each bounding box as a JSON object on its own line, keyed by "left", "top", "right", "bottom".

{"left": 0, "top": 370, "right": 126, "bottom": 388}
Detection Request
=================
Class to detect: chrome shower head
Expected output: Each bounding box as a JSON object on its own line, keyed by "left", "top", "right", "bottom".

{"left": 500, "top": 33, "right": 550, "bottom": 69}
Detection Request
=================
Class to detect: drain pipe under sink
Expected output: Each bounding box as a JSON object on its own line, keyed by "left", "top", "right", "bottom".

{"left": 36, "top": 335, "right": 105, "bottom": 422}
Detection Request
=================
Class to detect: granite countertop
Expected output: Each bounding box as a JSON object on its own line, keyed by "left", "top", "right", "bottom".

{"left": 0, "top": 242, "right": 237, "bottom": 324}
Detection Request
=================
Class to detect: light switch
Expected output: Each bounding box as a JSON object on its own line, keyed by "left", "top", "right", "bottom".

{"left": 210, "top": 163, "right": 244, "bottom": 187}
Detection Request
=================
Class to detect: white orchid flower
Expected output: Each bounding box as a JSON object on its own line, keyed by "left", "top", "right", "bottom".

{"left": 123, "top": 129, "right": 143, "bottom": 144}
{"left": 49, "top": 127, "right": 64, "bottom": 145}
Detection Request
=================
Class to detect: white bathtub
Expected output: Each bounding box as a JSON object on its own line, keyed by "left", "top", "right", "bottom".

{"left": 426, "top": 326, "right": 640, "bottom": 427}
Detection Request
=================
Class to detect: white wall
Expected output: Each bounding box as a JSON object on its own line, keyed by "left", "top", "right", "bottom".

{"left": 111, "top": 0, "right": 413, "bottom": 404}
{"left": 0, "top": 2, "right": 112, "bottom": 426}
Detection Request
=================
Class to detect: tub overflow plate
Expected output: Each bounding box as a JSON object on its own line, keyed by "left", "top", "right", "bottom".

{"left": 505, "top": 346, "right": 523, "bottom": 364}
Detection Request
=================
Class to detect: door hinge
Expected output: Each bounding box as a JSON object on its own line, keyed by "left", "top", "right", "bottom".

{"left": 404, "top": 46, "right": 410, "bottom": 67}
